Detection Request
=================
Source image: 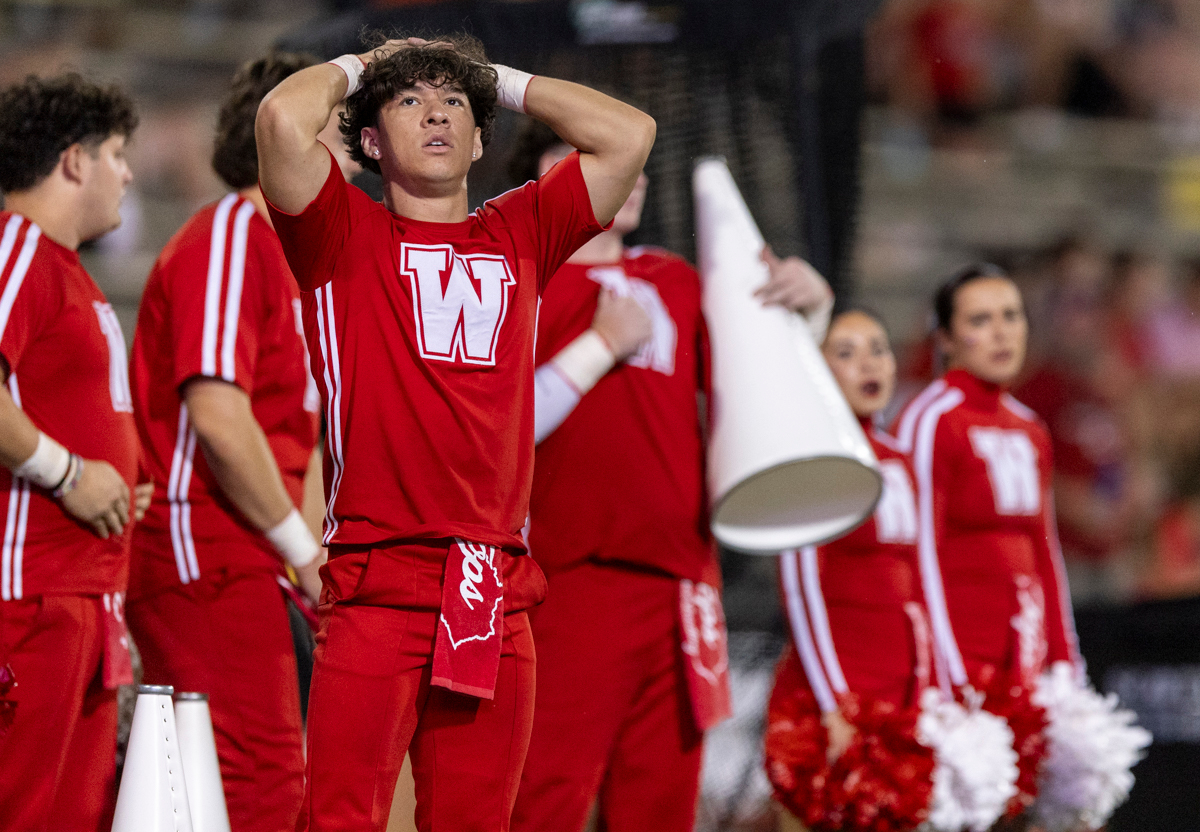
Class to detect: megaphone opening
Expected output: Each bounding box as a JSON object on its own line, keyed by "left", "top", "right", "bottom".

{"left": 712, "top": 456, "right": 881, "bottom": 554}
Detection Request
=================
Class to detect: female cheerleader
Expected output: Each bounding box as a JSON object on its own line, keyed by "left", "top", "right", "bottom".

{"left": 765, "top": 309, "right": 945, "bottom": 832}
{"left": 893, "top": 265, "right": 1147, "bottom": 830}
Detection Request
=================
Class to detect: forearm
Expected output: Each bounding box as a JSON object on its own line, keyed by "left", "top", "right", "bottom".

{"left": 185, "top": 382, "right": 296, "bottom": 531}
{"left": 533, "top": 365, "right": 582, "bottom": 443}
{"left": 0, "top": 387, "right": 41, "bottom": 471}
{"left": 522, "top": 76, "right": 655, "bottom": 223}
{"left": 255, "top": 63, "right": 346, "bottom": 212}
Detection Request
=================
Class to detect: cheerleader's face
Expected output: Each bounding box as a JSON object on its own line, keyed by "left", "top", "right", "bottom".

{"left": 822, "top": 311, "right": 896, "bottom": 418}
{"left": 942, "top": 277, "right": 1028, "bottom": 385}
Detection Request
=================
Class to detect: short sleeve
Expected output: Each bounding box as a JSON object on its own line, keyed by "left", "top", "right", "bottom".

{"left": 169, "top": 205, "right": 268, "bottom": 393}
{"left": 492, "top": 152, "right": 608, "bottom": 293}
{"left": 0, "top": 224, "right": 58, "bottom": 378}
{"left": 265, "top": 144, "right": 353, "bottom": 292}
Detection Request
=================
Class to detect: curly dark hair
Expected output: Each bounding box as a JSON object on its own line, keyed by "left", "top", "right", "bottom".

{"left": 506, "top": 120, "right": 567, "bottom": 186}
{"left": 0, "top": 73, "right": 138, "bottom": 194}
{"left": 339, "top": 33, "right": 498, "bottom": 176}
{"left": 214, "top": 51, "right": 316, "bottom": 190}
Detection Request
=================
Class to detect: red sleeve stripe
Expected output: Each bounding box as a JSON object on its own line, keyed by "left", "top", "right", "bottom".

{"left": 781, "top": 547, "right": 843, "bottom": 712}
{"left": 2, "top": 374, "right": 30, "bottom": 601}
{"left": 912, "top": 387, "right": 970, "bottom": 687}
{"left": 0, "top": 218, "right": 40, "bottom": 342}
{"left": 315, "top": 283, "right": 345, "bottom": 545}
{"left": 200, "top": 196, "right": 254, "bottom": 382}
{"left": 1043, "top": 488, "right": 1083, "bottom": 664}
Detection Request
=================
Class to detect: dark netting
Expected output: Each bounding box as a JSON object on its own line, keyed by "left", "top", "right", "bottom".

{"left": 278, "top": 0, "right": 881, "bottom": 293}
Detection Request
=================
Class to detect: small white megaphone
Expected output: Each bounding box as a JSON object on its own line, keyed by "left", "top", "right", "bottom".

{"left": 693, "top": 157, "right": 881, "bottom": 553}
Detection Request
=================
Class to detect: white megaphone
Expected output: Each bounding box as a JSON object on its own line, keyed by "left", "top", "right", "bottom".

{"left": 174, "top": 693, "right": 231, "bottom": 832}
{"left": 112, "top": 685, "right": 194, "bottom": 832}
{"left": 693, "top": 157, "right": 881, "bottom": 553}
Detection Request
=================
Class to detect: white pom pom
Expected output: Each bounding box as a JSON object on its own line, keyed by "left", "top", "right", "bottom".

{"left": 1031, "top": 662, "right": 1152, "bottom": 832}
{"left": 917, "top": 687, "right": 1020, "bottom": 832}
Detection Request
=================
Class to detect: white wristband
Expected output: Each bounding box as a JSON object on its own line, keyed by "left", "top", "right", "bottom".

{"left": 327, "top": 54, "right": 365, "bottom": 100}
{"left": 551, "top": 329, "right": 616, "bottom": 395}
{"left": 14, "top": 432, "right": 71, "bottom": 490}
{"left": 265, "top": 508, "right": 320, "bottom": 568}
{"left": 492, "top": 64, "right": 534, "bottom": 113}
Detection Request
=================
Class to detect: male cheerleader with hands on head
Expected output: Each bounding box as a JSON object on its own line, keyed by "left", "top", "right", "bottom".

{"left": 255, "top": 32, "right": 655, "bottom": 832}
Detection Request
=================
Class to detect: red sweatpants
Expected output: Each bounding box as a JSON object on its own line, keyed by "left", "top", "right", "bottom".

{"left": 0, "top": 595, "right": 118, "bottom": 832}
{"left": 126, "top": 566, "right": 305, "bottom": 832}
{"left": 511, "top": 561, "right": 703, "bottom": 832}
{"left": 299, "top": 601, "right": 536, "bottom": 832}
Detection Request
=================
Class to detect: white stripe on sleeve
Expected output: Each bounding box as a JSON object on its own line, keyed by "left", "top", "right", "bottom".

{"left": 912, "top": 388, "right": 969, "bottom": 686}
{"left": 220, "top": 200, "right": 255, "bottom": 382}
{"left": 200, "top": 195, "right": 237, "bottom": 378}
{"left": 781, "top": 548, "right": 840, "bottom": 712}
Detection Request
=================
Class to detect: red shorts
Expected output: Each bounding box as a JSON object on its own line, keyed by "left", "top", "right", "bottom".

{"left": 126, "top": 565, "right": 305, "bottom": 832}
{"left": 0, "top": 595, "right": 118, "bottom": 832}
{"left": 301, "top": 540, "right": 537, "bottom": 832}
{"left": 512, "top": 560, "right": 702, "bottom": 832}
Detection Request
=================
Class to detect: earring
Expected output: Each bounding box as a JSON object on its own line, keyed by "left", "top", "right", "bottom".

{"left": 472, "top": 151, "right": 477, "bottom": 159}
{"left": 373, "top": 150, "right": 380, "bottom": 158}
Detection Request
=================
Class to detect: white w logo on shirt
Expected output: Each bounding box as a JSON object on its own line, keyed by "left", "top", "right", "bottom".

{"left": 586, "top": 266, "right": 677, "bottom": 375}
{"left": 92, "top": 301, "right": 133, "bottom": 413}
{"left": 968, "top": 427, "right": 1041, "bottom": 515}
{"left": 402, "top": 244, "right": 516, "bottom": 366}
{"left": 875, "top": 460, "right": 918, "bottom": 543}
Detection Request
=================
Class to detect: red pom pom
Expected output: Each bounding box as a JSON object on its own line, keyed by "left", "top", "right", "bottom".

{"left": 976, "top": 666, "right": 1049, "bottom": 819}
{"left": 765, "top": 686, "right": 936, "bottom": 831}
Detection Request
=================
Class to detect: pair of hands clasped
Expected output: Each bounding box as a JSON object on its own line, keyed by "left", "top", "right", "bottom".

{"left": 592, "top": 249, "right": 834, "bottom": 363}
{"left": 59, "top": 460, "right": 153, "bottom": 540}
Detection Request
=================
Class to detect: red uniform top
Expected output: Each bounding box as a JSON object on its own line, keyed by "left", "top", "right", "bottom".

{"left": 267, "top": 147, "right": 604, "bottom": 555}
{"left": 529, "top": 247, "right": 713, "bottom": 580}
{"left": 781, "top": 425, "right": 929, "bottom": 711}
{"left": 892, "top": 368, "right": 1081, "bottom": 688}
{"left": 0, "top": 212, "right": 139, "bottom": 599}
{"left": 128, "top": 195, "right": 319, "bottom": 597}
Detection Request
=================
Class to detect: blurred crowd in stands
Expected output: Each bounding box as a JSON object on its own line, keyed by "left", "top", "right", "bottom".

{"left": 869, "top": 0, "right": 1200, "bottom": 132}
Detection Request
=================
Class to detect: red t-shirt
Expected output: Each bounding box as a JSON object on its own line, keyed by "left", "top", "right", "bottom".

{"left": 0, "top": 212, "right": 139, "bottom": 599}
{"left": 528, "top": 248, "right": 713, "bottom": 580}
{"left": 892, "top": 369, "right": 1081, "bottom": 687}
{"left": 267, "top": 147, "right": 604, "bottom": 552}
{"left": 128, "top": 195, "right": 319, "bottom": 597}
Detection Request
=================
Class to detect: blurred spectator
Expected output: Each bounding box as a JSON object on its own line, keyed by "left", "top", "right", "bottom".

{"left": 1103, "top": 248, "right": 1171, "bottom": 374}
{"left": 1145, "top": 258, "right": 1200, "bottom": 378}
{"left": 868, "top": 0, "right": 1126, "bottom": 129}
{"left": 1140, "top": 467, "right": 1200, "bottom": 599}
{"left": 1015, "top": 239, "right": 1154, "bottom": 600}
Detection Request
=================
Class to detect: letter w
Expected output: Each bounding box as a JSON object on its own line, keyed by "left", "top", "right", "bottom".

{"left": 403, "top": 244, "right": 516, "bottom": 366}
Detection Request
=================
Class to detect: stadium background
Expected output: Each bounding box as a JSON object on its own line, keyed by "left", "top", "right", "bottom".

{"left": 6, "top": 0, "right": 1200, "bottom": 829}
